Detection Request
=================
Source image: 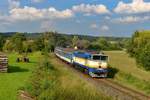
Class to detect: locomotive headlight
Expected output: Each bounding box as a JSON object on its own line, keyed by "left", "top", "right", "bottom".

{"left": 100, "top": 62, "right": 108, "bottom": 68}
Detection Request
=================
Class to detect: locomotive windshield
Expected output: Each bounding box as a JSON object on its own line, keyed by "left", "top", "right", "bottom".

{"left": 92, "top": 55, "right": 108, "bottom": 61}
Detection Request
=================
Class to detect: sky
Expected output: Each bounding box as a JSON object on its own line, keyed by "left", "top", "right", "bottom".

{"left": 0, "top": 0, "right": 150, "bottom": 37}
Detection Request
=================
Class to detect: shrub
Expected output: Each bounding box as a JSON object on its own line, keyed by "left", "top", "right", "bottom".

{"left": 127, "top": 30, "right": 150, "bottom": 71}
{"left": 136, "top": 43, "right": 150, "bottom": 70}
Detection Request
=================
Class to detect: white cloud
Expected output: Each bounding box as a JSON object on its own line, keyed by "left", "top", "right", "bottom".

{"left": 31, "top": 0, "right": 45, "bottom": 3}
{"left": 76, "top": 20, "right": 81, "bottom": 23}
{"left": 90, "top": 24, "right": 98, "bottom": 29}
{"left": 114, "top": 0, "right": 150, "bottom": 14}
{"left": 72, "top": 4, "right": 110, "bottom": 14}
{"left": 100, "top": 25, "right": 109, "bottom": 31}
{"left": 40, "top": 21, "right": 54, "bottom": 31}
{"left": 104, "top": 16, "right": 111, "bottom": 20}
{"left": 113, "top": 16, "right": 150, "bottom": 23}
{"left": 8, "top": 0, "right": 20, "bottom": 9}
{"left": 9, "top": 6, "right": 74, "bottom": 21}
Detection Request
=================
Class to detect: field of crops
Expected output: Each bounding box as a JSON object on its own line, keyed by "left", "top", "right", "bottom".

{"left": 104, "top": 51, "right": 150, "bottom": 95}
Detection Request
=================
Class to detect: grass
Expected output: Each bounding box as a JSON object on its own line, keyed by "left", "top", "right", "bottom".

{"left": 0, "top": 52, "right": 41, "bottom": 100}
{"left": 25, "top": 53, "right": 112, "bottom": 100}
{"left": 104, "top": 51, "right": 150, "bottom": 95}
{"left": 50, "top": 54, "right": 112, "bottom": 100}
{"left": 0, "top": 52, "right": 112, "bottom": 100}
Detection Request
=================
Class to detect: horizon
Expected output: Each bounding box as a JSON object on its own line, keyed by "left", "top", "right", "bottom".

{"left": 0, "top": 31, "right": 131, "bottom": 38}
{"left": 0, "top": 0, "right": 150, "bottom": 37}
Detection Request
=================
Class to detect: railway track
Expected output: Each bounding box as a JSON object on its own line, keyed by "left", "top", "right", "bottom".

{"left": 95, "top": 79, "right": 150, "bottom": 100}
{"left": 55, "top": 55, "right": 150, "bottom": 100}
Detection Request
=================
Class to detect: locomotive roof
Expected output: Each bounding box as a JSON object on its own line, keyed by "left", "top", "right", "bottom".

{"left": 56, "top": 47, "right": 102, "bottom": 55}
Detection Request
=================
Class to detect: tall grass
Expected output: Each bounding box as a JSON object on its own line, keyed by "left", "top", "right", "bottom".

{"left": 115, "top": 72, "right": 150, "bottom": 95}
{"left": 104, "top": 51, "right": 150, "bottom": 95}
{"left": 25, "top": 54, "right": 112, "bottom": 100}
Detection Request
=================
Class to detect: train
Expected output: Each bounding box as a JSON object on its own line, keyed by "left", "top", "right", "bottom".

{"left": 54, "top": 47, "right": 109, "bottom": 78}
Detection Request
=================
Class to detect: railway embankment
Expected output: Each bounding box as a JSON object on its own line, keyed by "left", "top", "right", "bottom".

{"left": 22, "top": 53, "right": 112, "bottom": 100}
{"left": 55, "top": 53, "right": 150, "bottom": 100}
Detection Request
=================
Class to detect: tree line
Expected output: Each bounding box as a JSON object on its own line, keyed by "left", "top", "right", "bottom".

{"left": 0, "top": 32, "right": 126, "bottom": 54}
{"left": 127, "top": 30, "right": 150, "bottom": 71}
{"left": 0, "top": 31, "right": 149, "bottom": 71}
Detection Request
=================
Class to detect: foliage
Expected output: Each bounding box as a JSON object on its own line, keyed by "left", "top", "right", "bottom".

{"left": 90, "top": 38, "right": 122, "bottom": 51}
{"left": 127, "top": 30, "right": 150, "bottom": 70}
{"left": 136, "top": 43, "right": 150, "bottom": 70}
{"left": 0, "top": 52, "right": 41, "bottom": 100}
{"left": 105, "top": 51, "right": 150, "bottom": 95}
{"left": 72, "top": 36, "right": 79, "bottom": 48}
{"left": 11, "top": 33, "right": 26, "bottom": 53}
{"left": 1, "top": 32, "right": 127, "bottom": 53}
{"left": 116, "top": 72, "right": 150, "bottom": 94}
{"left": 3, "top": 33, "right": 26, "bottom": 53}
{"left": 0, "top": 35, "right": 5, "bottom": 51}
{"left": 25, "top": 54, "right": 111, "bottom": 100}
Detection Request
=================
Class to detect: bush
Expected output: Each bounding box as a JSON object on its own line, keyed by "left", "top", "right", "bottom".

{"left": 127, "top": 30, "right": 150, "bottom": 71}
{"left": 25, "top": 54, "right": 57, "bottom": 97}
{"left": 136, "top": 43, "right": 150, "bottom": 70}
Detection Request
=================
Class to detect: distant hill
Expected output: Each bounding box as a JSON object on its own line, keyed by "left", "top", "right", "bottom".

{"left": 0, "top": 32, "right": 129, "bottom": 42}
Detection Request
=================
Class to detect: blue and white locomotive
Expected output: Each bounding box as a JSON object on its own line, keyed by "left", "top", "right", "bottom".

{"left": 55, "top": 47, "right": 109, "bottom": 78}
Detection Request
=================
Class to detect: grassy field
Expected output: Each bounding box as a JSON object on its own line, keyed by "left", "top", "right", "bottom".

{"left": 49, "top": 54, "right": 112, "bottom": 100}
{"left": 104, "top": 51, "right": 150, "bottom": 95}
{"left": 0, "top": 52, "right": 112, "bottom": 100}
{"left": 0, "top": 52, "right": 41, "bottom": 100}
{"left": 24, "top": 53, "right": 112, "bottom": 100}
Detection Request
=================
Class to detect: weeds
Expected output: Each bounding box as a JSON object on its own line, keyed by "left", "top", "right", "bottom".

{"left": 116, "top": 72, "right": 150, "bottom": 95}
{"left": 24, "top": 54, "right": 112, "bottom": 100}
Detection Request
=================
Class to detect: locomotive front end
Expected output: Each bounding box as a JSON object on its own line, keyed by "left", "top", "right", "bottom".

{"left": 88, "top": 54, "right": 109, "bottom": 78}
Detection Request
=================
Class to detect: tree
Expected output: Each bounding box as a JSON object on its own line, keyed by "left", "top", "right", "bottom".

{"left": 34, "top": 36, "right": 45, "bottom": 51}
{"left": 72, "top": 36, "right": 79, "bottom": 48}
{"left": 0, "top": 35, "right": 4, "bottom": 51}
{"left": 10, "top": 33, "right": 26, "bottom": 53}
{"left": 78, "top": 39, "right": 90, "bottom": 49}
{"left": 127, "top": 30, "right": 150, "bottom": 70}
{"left": 91, "top": 38, "right": 110, "bottom": 50}
{"left": 136, "top": 42, "right": 150, "bottom": 70}
{"left": 44, "top": 32, "right": 56, "bottom": 52}
{"left": 3, "top": 40, "right": 14, "bottom": 52}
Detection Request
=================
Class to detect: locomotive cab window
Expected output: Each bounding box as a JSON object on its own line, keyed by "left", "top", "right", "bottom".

{"left": 92, "top": 55, "right": 108, "bottom": 61}
{"left": 100, "top": 56, "right": 108, "bottom": 61}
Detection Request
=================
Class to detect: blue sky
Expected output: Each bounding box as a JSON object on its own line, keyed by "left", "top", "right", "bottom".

{"left": 0, "top": 0, "right": 150, "bottom": 37}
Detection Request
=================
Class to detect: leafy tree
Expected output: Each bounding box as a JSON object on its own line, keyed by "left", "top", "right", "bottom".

{"left": 136, "top": 43, "right": 150, "bottom": 70}
{"left": 78, "top": 39, "right": 90, "bottom": 49}
{"left": 0, "top": 35, "right": 4, "bottom": 51}
{"left": 23, "top": 40, "right": 35, "bottom": 54}
{"left": 127, "top": 30, "right": 150, "bottom": 70}
{"left": 34, "top": 36, "right": 45, "bottom": 51}
{"left": 72, "top": 36, "right": 79, "bottom": 48}
{"left": 91, "top": 38, "right": 110, "bottom": 50}
{"left": 3, "top": 40, "right": 14, "bottom": 52}
{"left": 44, "top": 32, "right": 56, "bottom": 52}
{"left": 10, "top": 33, "right": 26, "bottom": 53}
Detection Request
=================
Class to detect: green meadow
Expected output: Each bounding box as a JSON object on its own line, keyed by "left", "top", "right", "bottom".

{"left": 0, "top": 53, "right": 112, "bottom": 100}
{"left": 0, "top": 52, "right": 41, "bottom": 100}
{"left": 105, "top": 51, "right": 150, "bottom": 95}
